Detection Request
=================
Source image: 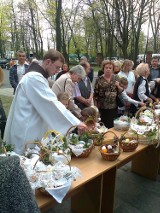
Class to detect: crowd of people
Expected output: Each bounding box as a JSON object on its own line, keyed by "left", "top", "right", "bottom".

{"left": 0, "top": 49, "right": 160, "bottom": 154}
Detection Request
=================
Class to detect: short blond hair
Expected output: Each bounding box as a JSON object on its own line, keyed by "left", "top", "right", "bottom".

{"left": 136, "top": 63, "right": 149, "bottom": 76}
{"left": 57, "top": 93, "right": 69, "bottom": 102}
{"left": 81, "top": 107, "right": 99, "bottom": 122}
{"left": 122, "top": 59, "right": 133, "bottom": 71}
{"left": 113, "top": 61, "right": 122, "bottom": 70}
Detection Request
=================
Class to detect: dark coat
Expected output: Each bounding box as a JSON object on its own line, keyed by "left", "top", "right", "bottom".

{"left": 0, "top": 156, "right": 40, "bottom": 213}
{"left": 9, "top": 64, "right": 29, "bottom": 94}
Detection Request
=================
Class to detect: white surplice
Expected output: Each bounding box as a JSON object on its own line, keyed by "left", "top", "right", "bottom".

{"left": 4, "top": 72, "right": 80, "bottom": 154}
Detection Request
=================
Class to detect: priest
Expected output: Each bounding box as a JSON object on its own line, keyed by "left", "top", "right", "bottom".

{"left": 4, "top": 49, "right": 86, "bottom": 154}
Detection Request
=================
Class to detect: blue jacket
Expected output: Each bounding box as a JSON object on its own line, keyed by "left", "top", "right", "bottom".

{"left": 9, "top": 64, "right": 29, "bottom": 93}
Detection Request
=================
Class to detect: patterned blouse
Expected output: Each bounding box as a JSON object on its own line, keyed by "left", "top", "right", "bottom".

{"left": 94, "top": 75, "right": 120, "bottom": 109}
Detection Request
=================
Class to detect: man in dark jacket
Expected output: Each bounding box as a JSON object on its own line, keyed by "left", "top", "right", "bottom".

{"left": 80, "top": 56, "right": 94, "bottom": 82}
{"left": 9, "top": 50, "right": 29, "bottom": 94}
{"left": 148, "top": 56, "right": 160, "bottom": 98}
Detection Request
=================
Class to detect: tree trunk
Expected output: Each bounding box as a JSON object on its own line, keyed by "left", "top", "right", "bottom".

{"left": 29, "top": 5, "right": 39, "bottom": 57}
{"left": 56, "top": 0, "right": 62, "bottom": 52}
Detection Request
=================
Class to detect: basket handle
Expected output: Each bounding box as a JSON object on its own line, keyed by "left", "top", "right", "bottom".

{"left": 103, "top": 130, "right": 119, "bottom": 148}
{"left": 135, "top": 106, "right": 158, "bottom": 125}
{"left": 28, "top": 148, "right": 71, "bottom": 171}
{"left": 103, "top": 130, "right": 119, "bottom": 139}
{"left": 120, "top": 131, "right": 139, "bottom": 141}
{"left": 25, "top": 141, "right": 42, "bottom": 153}
{"left": 43, "top": 130, "right": 64, "bottom": 141}
{"left": 65, "top": 125, "right": 78, "bottom": 138}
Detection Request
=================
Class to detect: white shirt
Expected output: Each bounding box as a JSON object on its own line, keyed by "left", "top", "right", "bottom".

{"left": 118, "top": 71, "right": 135, "bottom": 94}
{"left": 4, "top": 72, "right": 80, "bottom": 154}
{"left": 138, "top": 77, "right": 151, "bottom": 102}
{"left": 120, "top": 90, "right": 139, "bottom": 107}
{"left": 17, "top": 64, "right": 26, "bottom": 82}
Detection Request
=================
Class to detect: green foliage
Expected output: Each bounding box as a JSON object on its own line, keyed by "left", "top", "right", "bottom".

{"left": 62, "top": 136, "right": 68, "bottom": 149}
{"left": 0, "top": 2, "right": 12, "bottom": 56}
{"left": 0, "top": 95, "right": 13, "bottom": 116}
{"left": 79, "top": 132, "right": 92, "bottom": 143}
{"left": 69, "top": 132, "right": 92, "bottom": 148}
{"left": 69, "top": 134, "right": 79, "bottom": 145}
{"left": 0, "top": 141, "right": 15, "bottom": 153}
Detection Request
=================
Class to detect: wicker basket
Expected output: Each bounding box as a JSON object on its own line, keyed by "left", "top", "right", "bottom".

{"left": 99, "top": 131, "right": 120, "bottom": 161}
{"left": 130, "top": 106, "right": 160, "bottom": 146}
{"left": 25, "top": 130, "right": 71, "bottom": 168}
{"left": 119, "top": 132, "right": 139, "bottom": 152}
{"left": 99, "top": 144, "right": 120, "bottom": 161}
{"left": 66, "top": 126, "right": 94, "bottom": 158}
{"left": 135, "top": 106, "right": 157, "bottom": 125}
{"left": 103, "top": 130, "right": 119, "bottom": 145}
{"left": 91, "top": 131, "right": 104, "bottom": 146}
{"left": 87, "top": 122, "right": 107, "bottom": 146}
{"left": 72, "top": 144, "right": 93, "bottom": 158}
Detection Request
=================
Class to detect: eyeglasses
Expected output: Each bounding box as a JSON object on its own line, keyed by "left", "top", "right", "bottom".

{"left": 53, "top": 64, "right": 61, "bottom": 71}
{"left": 49, "top": 60, "right": 61, "bottom": 71}
{"left": 19, "top": 55, "right": 26, "bottom": 57}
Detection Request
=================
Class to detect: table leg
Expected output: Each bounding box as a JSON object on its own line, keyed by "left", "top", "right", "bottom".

{"left": 71, "top": 175, "right": 102, "bottom": 213}
{"left": 132, "top": 145, "right": 160, "bottom": 180}
{"left": 101, "top": 167, "right": 116, "bottom": 213}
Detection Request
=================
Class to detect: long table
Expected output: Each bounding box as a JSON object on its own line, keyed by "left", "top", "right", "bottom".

{"left": 35, "top": 129, "right": 160, "bottom": 213}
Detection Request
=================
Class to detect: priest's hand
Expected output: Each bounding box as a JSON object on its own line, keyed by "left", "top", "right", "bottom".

{"left": 77, "top": 122, "right": 88, "bottom": 134}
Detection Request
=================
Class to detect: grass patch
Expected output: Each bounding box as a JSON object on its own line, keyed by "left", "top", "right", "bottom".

{"left": 0, "top": 95, "right": 13, "bottom": 116}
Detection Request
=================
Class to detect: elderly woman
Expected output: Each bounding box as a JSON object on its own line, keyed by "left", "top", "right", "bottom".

{"left": 130, "top": 63, "right": 156, "bottom": 114}
{"left": 52, "top": 65, "right": 86, "bottom": 118}
{"left": 118, "top": 59, "right": 135, "bottom": 97}
{"left": 94, "top": 60, "right": 123, "bottom": 128}
{"left": 74, "top": 61, "right": 94, "bottom": 110}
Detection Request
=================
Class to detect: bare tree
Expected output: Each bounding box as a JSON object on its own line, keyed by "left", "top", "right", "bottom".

{"left": 150, "top": 0, "right": 160, "bottom": 52}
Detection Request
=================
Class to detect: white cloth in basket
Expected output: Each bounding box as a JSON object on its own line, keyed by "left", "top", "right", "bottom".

{"left": 69, "top": 144, "right": 85, "bottom": 156}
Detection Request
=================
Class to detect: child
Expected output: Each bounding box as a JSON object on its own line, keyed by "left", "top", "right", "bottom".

{"left": 57, "top": 93, "right": 70, "bottom": 109}
{"left": 81, "top": 107, "right": 100, "bottom": 130}
{"left": 118, "top": 77, "right": 145, "bottom": 116}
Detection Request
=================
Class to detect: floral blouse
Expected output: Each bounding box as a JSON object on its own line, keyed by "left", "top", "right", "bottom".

{"left": 94, "top": 75, "right": 119, "bottom": 109}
